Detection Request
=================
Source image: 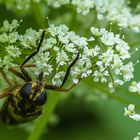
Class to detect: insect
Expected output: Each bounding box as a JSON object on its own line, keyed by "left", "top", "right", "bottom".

{"left": 0, "top": 30, "right": 80, "bottom": 125}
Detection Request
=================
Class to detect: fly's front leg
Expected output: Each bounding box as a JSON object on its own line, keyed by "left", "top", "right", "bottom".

{"left": 45, "top": 83, "right": 77, "bottom": 92}
{"left": 60, "top": 51, "right": 80, "bottom": 88}
{"left": 19, "top": 31, "right": 46, "bottom": 81}
{"left": 20, "top": 30, "right": 46, "bottom": 67}
{"left": 45, "top": 51, "right": 80, "bottom": 91}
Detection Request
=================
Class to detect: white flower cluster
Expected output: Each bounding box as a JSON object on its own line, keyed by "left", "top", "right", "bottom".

{"left": 0, "top": 20, "right": 22, "bottom": 69}
{"left": 47, "top": 0, "right": 70, "bottom": 8}
{"left": 124, "top": 104, "right": 140, "bottom": 121}
{"left": 0, "top": 0, "right": 40, "bottom": 10}
{"left": 71, "top": 0, "right": 95, "bottom": 15}
{"left": 0, "top": 0, "right": 140, "bottom": 32}
{"left": 47, "top": 0, "right": 140, "bottom": 32}
{"left": 31, "top": 24, "right": 134, "bottom": 88}
{"left": 33, "top": 24, "right": 88, "bottom": 85}
{"left": 19, "top": 28, "right": 41, "bottom": 49}
{"left": 48, "top": 0, "right": 95, "bottom": 15}
{"left": 133, "top": 132, "right": 140, "bottom": 140}
{"left": 90, "top": 27, "right": 134, "bottom": 90}
{"left": 0, "top": 19, "right": 41, "bottom": 70}
{"left": 47, "top": 0, "right": 95, "bottom": 15}
{"left": 0, "top": 19, "right": 134, "bottom": 89}
{"left": 102, "top": 0, "right": 140, "bottom": 32}
{"left": 0, "top": 19, "right": 21, "bottom": 32}
{"left": 129, "top": 81, "right": 140, "bottom": 94}
{"left": 89, "top": 0, "right": 140, "bottom": 32}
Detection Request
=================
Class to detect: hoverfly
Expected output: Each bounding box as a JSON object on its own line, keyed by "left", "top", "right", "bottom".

{"left": 0, "top": 30, "right": 79, "bottom": 125}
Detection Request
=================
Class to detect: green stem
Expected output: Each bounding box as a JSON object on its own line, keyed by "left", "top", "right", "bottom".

{"left": 70, "top": 10, "right": 77, "bottom": 30}
{"left": 27, "top": 93, "right": 62, "bottom": 140}
{"left": 30, "top": 0, "right": 45, "bottom": 28}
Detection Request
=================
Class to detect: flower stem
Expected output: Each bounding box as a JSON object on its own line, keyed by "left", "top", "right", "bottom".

{"left": 27, "top": 93, "right": 62, "bottom": 140}
{"left": 30, "top": 0, "right": 45, "bottom": 28}
{"left": 70, "top": 10, "right": 77, "bottom": 30}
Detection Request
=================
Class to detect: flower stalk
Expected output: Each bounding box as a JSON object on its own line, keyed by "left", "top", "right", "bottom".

{"left": 27, "top": 93, "right": 62, "bottom": 140}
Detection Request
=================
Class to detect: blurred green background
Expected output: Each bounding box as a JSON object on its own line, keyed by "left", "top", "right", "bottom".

{"left": 1, "top": 91, "right": 140, "bottom": 140}
{"left": 0, "top": 0, "right": 140, "bottom": 140}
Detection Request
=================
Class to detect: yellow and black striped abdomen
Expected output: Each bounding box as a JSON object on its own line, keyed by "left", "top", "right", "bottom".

{"left": 0, "top": 93, "right": 43, "bottom": 125}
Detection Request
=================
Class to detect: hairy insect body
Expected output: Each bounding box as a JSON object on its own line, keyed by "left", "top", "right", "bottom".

{"left": 1, "top": 82, "right": 46, "bottom": 125}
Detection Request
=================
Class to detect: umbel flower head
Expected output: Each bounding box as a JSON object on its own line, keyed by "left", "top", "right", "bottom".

{"left": 90, "top": 27, "right": 135, "bottom": 90}
{"left": 32, "top": 24, "right": 135, "bottom": 90}
{"left": 0, "top": 19, "right": 135, "bottom": 90}
{"left": 46, "top": 0, "right": 140, "bottom": 32}
{"left": 0, "top": 0, "right": 140, "bottom": 32}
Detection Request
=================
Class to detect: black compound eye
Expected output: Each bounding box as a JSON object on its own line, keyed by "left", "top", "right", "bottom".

{"left": 33, "top": 90, "right": 47, "bottom": 106}
{"left": 20, "top": 83, "right": 32, "bottom": 98}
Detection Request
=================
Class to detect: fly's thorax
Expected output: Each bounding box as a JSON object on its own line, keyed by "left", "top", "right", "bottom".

{"left": 30, "top": 81, "right": 44, "bottom": 99}
{"left": 20, "top": 81, "right": 47, "bottom": 106}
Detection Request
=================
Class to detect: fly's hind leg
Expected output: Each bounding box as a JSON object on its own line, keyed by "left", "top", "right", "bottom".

{"left": 0, "top": 85, "right": 20, "bottom": 99}
{"left": 0, "top": 68, "right": 12, "bottom": 86}
{"left": 8, "top": 67, "right": 30, "bottom": 82}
